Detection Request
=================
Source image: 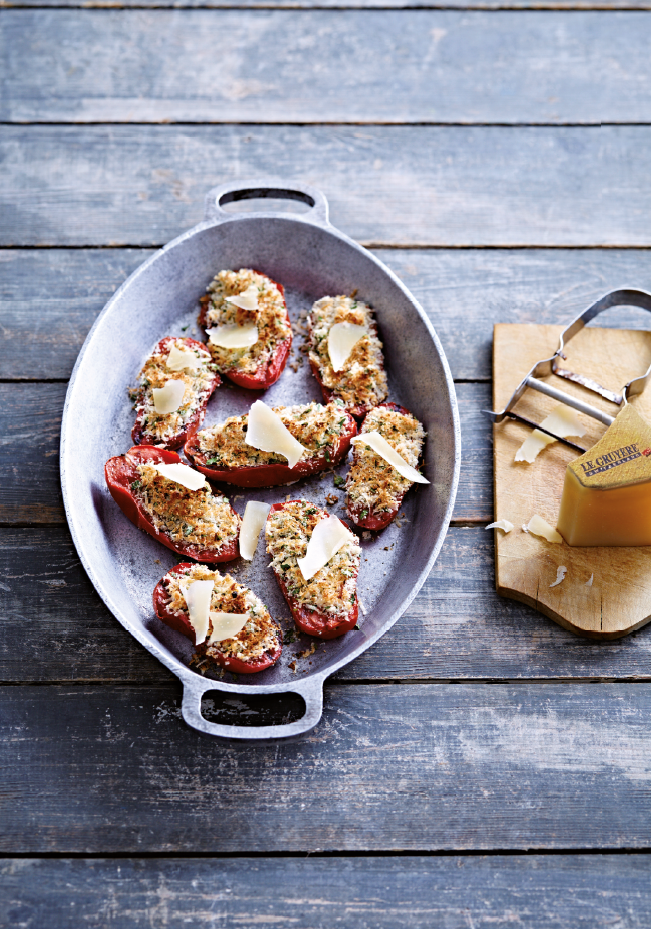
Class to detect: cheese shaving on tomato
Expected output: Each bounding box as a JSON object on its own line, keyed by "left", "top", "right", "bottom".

{"left": 183, "top": 579, "right": 214, "bottom": 645}
{"left": 152, "top": 462, "right": 207, "bottom": 491}
{"left": 207, "top": 323, "right": 259, "bottom": 350}
{"left": 515, "top": 405, "right": 586, "bottom": 463}
{"left": 240, "top": 500, "right": 271, "bottom": 560}
{"left": 226, "top": 283, "right": 259, "bottom": 311}
{"left": 327, "top": 322, "right": 367, "bottom": 372}
{"left": 166, "top": 344, "right": 204, "bottom": 372}
{"left": 523, "top": 514, "right": 563, "bottom": 544}
{"left": 208, "top": 611, "right": 250, "bottom": 643}
{"left": 486, "top": 519, "right": 514, "bottom": 533}
{"left": 351, "top": 432, "right": 429, "bottom": 484}
{"left": 245, "top": 400, "right": 307, "bottom": 469}
{"left": 297, "top": 515, "right": 356, "bottom": 582}
{"left": 152, "top": 380, "right": 186, "bottom": 414}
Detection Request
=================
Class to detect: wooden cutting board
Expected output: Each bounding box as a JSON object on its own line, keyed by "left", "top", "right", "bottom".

{"left": 492, "top": 323, "right": 651, "bottom": 639}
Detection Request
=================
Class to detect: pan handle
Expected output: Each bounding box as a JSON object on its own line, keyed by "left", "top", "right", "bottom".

{"left": 204, "top": 178, "right": 329, "bottom": 225}
{"left": 180, "top": 673, "right": 325, "bottom": 741}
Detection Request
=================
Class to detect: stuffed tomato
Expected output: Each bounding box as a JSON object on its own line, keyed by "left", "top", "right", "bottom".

{"left": 198, "top": 268, "right": 292, "bottom": 390}
{"left": 307, "top": 295, "right": 388, "bottom": 418}
{"left": 184, "top": 399, "right": 357, "bottom": 488}
{"left": 153, "top": 562, "right": 282, "bottom": 674}
{"left": 129, "top": 337, "right": 220, "bottom": 450}
{"left": 345, "top": 402, "right": 426, "bottom": 531}
{"left": 265, "top": 500, "right": 361, "bottom": 639}
{"left": 104, "top": 445, "right": 240, "bottom": 562}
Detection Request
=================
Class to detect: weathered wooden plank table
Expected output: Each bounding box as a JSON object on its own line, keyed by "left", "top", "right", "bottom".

{"left": 2, "top": 3, "right": 651, "bottom": 925}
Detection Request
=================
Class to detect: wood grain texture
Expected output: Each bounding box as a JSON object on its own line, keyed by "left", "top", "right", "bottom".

{"left": 7, "top": 248, "right": 651, "bottom": 382}
{"left": 1, "top": 125, "right": 646, "bottom": 247}
{"left": 3, "top": 682, "right": 651, "bottom": 851}
{"left": 7, "top": 0, "right": 651, "bottom": 8}
{"left": 2, "top": 11, "right": 648, "bottom": 124}
{"left": 0, "top": 381, "right": 489, "bottom": 525}
{"left": 3, "top": 855, "right": 651, "bottom": 929}
{"left": 6, "top": 526, "right": 651, "bottom": 683}
{"left": 492, "top": 324, "right": 651, "bottom": 638}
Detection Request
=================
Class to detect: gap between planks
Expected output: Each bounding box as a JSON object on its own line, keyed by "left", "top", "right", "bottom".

{"left": 3, "top": 848, "right": 651, "bottom": 859}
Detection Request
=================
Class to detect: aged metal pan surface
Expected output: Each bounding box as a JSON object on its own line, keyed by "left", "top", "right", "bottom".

{"left": 61, "top": 180, "right": 460, "bottom": 740}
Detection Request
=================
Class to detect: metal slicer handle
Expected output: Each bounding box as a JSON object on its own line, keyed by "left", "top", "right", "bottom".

{"left": 526, "top": 377, "right": 615, "bottom": 426}
{"left": 181, "top": 674, "right": 325, "bottom": 741}
{"left": 204, "top": 178, "right": 329, "bottom": 225}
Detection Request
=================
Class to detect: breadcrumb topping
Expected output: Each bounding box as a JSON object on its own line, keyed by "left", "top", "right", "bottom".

{"left": 202, "top": 269, "right": 291, "bottom": 376}
{"left": 131, "top": 461, "right": 240, "bottom": 551}
{"left": 308, "top": 296, "right": 387, "bottom": 413}
{"left": 129, "top": 339, "right": 217, "bottom": 444}
{"left": 197, "top": 399, "right": 349, "bottom": 469}
{"left": 346, "top": 406, "right": 425, "bottom": 516}
{"left": 162, "top": 563, "right": 280, "bottom": 661}
{"left": 266, "top": 500, "right": 361, "bottom": 619}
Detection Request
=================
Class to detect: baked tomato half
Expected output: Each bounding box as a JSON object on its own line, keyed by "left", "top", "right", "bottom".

{"left": 153, "top": 562, "right": 282, "bottom": 674}
{"left": 130, "top": 337, "right": 220, "bottom": 450}
{"left": 265, "top": 500, "right": 361, "bottom": 639}
{"left": 198, "top": 268, "right": 292, "bottom": 390}
{"left": 184, "top": 400, "right": 357, "bottom": 488}
{"left": 346, "top": 402, "right": 426, "bottom": 531}
{"left": 104, "top": 445, "right": 240, "bottom": 562}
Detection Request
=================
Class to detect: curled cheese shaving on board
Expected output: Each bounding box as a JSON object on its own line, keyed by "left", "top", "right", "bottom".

{"left": 515, "top": 405, "right": 586, "bottom": 464}
{"left": 549, "top": 566, "right": 567, "bottom": 588}
{"left": 522, "top": 515, "right": 563, "bottom": 544}
{"left": 486, "top": 519, "right": 514, "bottom": 533}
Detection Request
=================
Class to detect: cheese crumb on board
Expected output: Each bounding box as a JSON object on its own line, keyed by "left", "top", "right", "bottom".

{"left": 297, "top": 515, "right": 357, "bottom": 582}
{"left": 515, "top": 405, "right": 586, "bottom": 464}
{"left": 152, "top": 380, "right": 187, "bottom": 415}
{"left": 549, "top": 565, "right": 567, "bottom": 588}
{"left": 523, "top": 514, "right": 563, "bottom": 543}
{"left": 245, "top": 400, "right": 308, "bottom": 469}
{"left": 485, "top": 519, "right": 514, "bottom": 533}
{"left": 239, "top": 501, "right": 271, "bottom": 560}
{"left": 585, "top": 573, "right": 594, "bottom": 587}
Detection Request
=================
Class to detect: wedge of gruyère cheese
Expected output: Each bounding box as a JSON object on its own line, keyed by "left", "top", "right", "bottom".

{"left": 557, "top": 404, "right": 651, "bottom": 546}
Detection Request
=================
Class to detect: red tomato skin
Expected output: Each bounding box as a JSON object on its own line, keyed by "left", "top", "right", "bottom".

{"left": 346, "top": 402, "right": 420, "bottom": 531}
{"left": 198, "top": 274, "right": 292, "bottom": 390}
{"left": 152, "top": 563, "right": 282, "bottom": 673}
{"left": 104, "top": 446, "right": 240, "bottom": 563}
{"left": 184, "top": 412, "right": 357, "bottom": 488}
{"left": 267, "top": 502, "right": 359, "bottom": 640}
{"left": 131, "top": 337, "right": 221, "bottom": 450}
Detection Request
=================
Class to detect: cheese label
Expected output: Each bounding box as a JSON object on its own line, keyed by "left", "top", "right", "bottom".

{"left": 152, "top": 379, "right": 186, "bottom": 414}
{"left": 351, "top": 432, "right": 429, "bottom": 484}
{"left": 298, "top": 515, "right": 356, "bottom": 582}
{"left": 208, "top": 612, "right": 250, "bottom": 643}
{"left": 567, "top": 405, "right": 651, "bottom": 489}
{"left": 328, "top": 322, "right": 367, "bottom": 372}
{"left": 226, "top": 284, "right": 259, "bottom": 311}
{"left": 183, "top": 579, "right": 214, "bottom": 645}
{"left": 153, "top": 462, "right": 207, "bottom": 491}
{"left": 166, "top": 344, "right": 204, "bottom": 372}
{"left": 239, "top": 500, "right": 271, "bottom": 560}
{"left": 245, "top": 400, "right": 307, "bottom": 469}
{"left": 207, "top": 323, "right": 259, "bottom": 349}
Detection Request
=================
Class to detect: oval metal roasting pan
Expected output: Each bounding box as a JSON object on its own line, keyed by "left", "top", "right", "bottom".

{"left": 61, "top": 180, "right": 460, "bottom": 741}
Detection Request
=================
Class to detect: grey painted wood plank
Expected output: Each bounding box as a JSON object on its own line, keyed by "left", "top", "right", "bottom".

{"left": 3, "top": 682, "right": 651, "bottom": 851}
{"left": 3, "top": 855, "right": 651, "bottom": 929}
{"left": 10, "top": 0, "right": 651, "bottom": 8}
{"left": 5, "top": 525, "right": 651, "bottom": 683}
{"left": 2, "top": 11, "right": 648, "bottom": 124}
{"left": 0, "top": 381, "right": 489, "bottom": 524}
{"left": 1, "top": 125, "right": 645, "bottom": 247}
{"left": 7, "top": 248, "right": 651, "bottom": 382}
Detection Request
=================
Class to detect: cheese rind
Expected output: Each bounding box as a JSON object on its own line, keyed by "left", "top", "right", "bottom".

{"left": 152, "top": 380, "right": 186, "bottom": 414}
{"left": 152, "top": 462, "right": 207, "bottom": 491}
{"left": 245, "top": 400, "right": 307, "bottom": 469}
{"left": 297, "top": 515, "right": 356, "bottom": 582}
{"left": 183, "top": 579, "right": 214, "bottom": 645}
{"left": 327, "top": 322, "right": 367, "bottom": 372}
{"left": 207, "top": 323, "right": 259, "bottom": 349}
{"left": 557, "top": 404, "right": 651, "bottom": 546}
{"left": 351, "top": 432, "right": 429, "bottom": 484}
{"left": 240, "top": 500, "right": 271, "bottom": 560}
{"left": 208, "top": 611, "right": 250, "bottom": 643}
